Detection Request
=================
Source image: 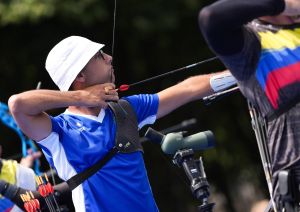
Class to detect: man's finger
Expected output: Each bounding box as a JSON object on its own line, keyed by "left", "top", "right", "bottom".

{"left": 105, "top": 89, "right": 118, "bottom": 96}
{"left": 104, "top": 87, "right": 110, "bottom": 95}
{"left": 32, "top": 151, "right": 42, "bottom": 159}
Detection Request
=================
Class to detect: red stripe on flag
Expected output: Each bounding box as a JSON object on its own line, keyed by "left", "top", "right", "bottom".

{"left": 265, "top": 61, "right": 300, "bottom": 109}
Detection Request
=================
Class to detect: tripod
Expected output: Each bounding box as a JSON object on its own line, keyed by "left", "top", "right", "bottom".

{"left": 173, "top": 148, "right": 215, "bottom": 212}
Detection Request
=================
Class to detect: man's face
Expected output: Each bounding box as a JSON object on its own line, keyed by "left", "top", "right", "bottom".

{"left": 259, "top": 14, "right": 300, "bottom": 25}
{"left": 83, "top": 50, "right": 115, "bottom": 86}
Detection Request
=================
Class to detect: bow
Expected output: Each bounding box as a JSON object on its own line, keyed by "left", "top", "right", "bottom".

{"left": 0, "top": 101, "right": 40, "bottom": 174}
{"left": 110, "top": 1, "right": 220, "bottom": 92}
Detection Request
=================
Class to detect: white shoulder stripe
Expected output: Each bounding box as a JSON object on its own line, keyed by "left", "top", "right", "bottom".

{"left": 38, "top": 132, "right": 86, "bottom": 212}
{"left": 38, "top": 132, "right": 76, "bottom": 180}
{"left": 138, "top": 115, "right": 156, "bottom": 129}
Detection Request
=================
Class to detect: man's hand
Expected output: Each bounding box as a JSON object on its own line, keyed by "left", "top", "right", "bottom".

{"left": 81, "top": 83, "right": 119, "bottom": 109}
{"left": 8, "top": 83, "right": 119, "bottom": 141}
{"left": 19, "top": 149, "right": 42, "bottom": 168}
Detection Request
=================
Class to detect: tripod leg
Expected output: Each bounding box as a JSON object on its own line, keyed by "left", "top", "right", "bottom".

{"left": 264, "top": 200, "right": 274, "bottom": 212}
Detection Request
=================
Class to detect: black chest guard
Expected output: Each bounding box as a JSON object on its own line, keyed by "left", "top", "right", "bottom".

{"left": 108, "top": 99, "right": 143, "bottom": 153}
{"left": 67, "top": 100, "right": 142, "bottom": 190}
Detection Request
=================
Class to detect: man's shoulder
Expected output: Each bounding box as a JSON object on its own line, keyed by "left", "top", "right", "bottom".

{"left": 218, "top": 26, "right": 261, "bottom": 81}
{"left": 122, "top": 94, "right": 158, "bottom": 106}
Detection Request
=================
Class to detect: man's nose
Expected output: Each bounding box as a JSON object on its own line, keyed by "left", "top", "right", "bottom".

{"left": 104, "top": 53, "right": 113, "bottom": 64}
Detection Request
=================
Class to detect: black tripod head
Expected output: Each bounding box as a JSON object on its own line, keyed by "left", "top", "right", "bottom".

{"left": 173, "top": 149, "right": 215, "bottom": 212}
{"left": 144, "top": 127, "right": 215, "bottom": 212}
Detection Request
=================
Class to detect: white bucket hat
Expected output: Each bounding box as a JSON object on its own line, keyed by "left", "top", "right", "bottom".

{"left": 45, "top": 36, "right": 104, "bottom": 91}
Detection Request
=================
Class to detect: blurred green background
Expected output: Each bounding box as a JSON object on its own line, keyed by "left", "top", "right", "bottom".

{"left": 0, "top": 0, "right": 269, "bottom": 211}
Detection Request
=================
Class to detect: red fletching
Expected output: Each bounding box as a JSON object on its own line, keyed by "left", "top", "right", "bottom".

{"left": 33, "top": 199, "right": 41, "bottom": 209}
{"left": 43, "top": 185, "right": 50, "bottom": 196}
{"left": 24, "top": 202, "right": 30, "bottom": 212}
{"left": 29, "top": 200, "right": 36, "bottom": 211}
{"left": 33, "top": 199, "right": 40, "bottom": 209}
{"left": 46, "top": 183, "right": 54, "bottom": 194}
{"left": 27, "top": 201, "right": 34, "bottom": 212}
{"left": 118, "top": 84, "right": 129, "bottom": 91}
{"left": 38, "top": 186, "right": 47, "bottom": 197}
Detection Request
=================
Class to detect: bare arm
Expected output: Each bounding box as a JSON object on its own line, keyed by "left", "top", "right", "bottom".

{"left": 8, "top": 83, "right": 118, "bottom": 141}
{"left": 157, "top": 70, "right": 232, "bottom": 119}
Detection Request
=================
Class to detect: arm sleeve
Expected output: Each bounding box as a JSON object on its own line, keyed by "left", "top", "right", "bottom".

{"left": 198, "top": 0, "right": 285, "bottom": 55}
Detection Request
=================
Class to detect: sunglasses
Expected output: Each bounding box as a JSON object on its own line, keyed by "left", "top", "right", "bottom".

{"left": 95, "top": 50, "right": 105, "bottom": 60}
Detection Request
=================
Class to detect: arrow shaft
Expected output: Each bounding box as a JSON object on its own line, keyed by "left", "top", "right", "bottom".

{"left": 119, "top": 56, "right": 218, "bottom": 90}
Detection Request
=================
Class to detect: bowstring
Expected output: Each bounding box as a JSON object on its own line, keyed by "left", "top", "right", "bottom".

{"left": 110, "top": 0, "right": 117, "bottom": 83}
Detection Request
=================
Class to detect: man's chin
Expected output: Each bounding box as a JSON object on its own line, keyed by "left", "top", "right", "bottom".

{"left": 110, "top": 74, "right": 115, "bottom": 84}
{"left": 106, "top": 78, "right": 115, "bottom": 84}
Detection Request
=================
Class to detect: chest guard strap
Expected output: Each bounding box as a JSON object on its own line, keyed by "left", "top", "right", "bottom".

{"left": 108, "top": 99, "right": 143, "bottom": 153}
{"left": 66, "top": 100, "right": 142, "bottom": 191}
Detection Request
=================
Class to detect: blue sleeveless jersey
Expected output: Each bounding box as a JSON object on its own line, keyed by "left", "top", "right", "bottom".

{"left": 38, "top": 94, "right": 159, "bottom": 212}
